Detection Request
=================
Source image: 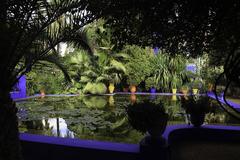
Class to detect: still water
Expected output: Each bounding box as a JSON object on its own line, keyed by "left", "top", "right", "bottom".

{"left": 16, "top": 95, "right": 240, "bottom": 144}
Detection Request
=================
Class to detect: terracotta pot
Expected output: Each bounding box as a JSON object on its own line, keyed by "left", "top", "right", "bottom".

{"left": 108, "top": 83, "right": 115, "bottom": 94}
{"left": 130, "top": 85, "right": 137, "bottom": 93}
{"left": 40, "top": 89, "right": 45, "bottom": 97}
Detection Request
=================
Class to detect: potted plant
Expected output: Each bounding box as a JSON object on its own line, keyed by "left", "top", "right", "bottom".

{"left": 108, "top": 83, "right": 115, "bottom": 94}
{"left": 127, "top": 79, "right": 138, "bottom": 94}
{"left": 181, "top": 84, "right": 189, "bottom": 95}
{"left": 181, "top": 96, "right": 211, "bottom": 127}
{"left": 171, "top": 74, "right": 181, "bottom": 94}
{"left": 126, "top": 101, "right": 168, "bottom": 140}
{"left": 192, "top": 79, "right": 202, "bottom": 94}
{"left": 145, "top": 77, "right": 159, "bottom": 94}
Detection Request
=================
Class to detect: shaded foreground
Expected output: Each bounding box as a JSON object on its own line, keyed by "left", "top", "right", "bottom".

{"left": 20, "top": 125, "right": 240, "bottom": 160}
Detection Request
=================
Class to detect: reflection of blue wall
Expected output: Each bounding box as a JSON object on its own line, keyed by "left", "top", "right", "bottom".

{"left": 186, "top": 64, "right": 197, "bottom": 73}
{"left": 153, "top": 47, "right": 159, "bottom": 55}
{"left": 11, "top": 75, "right": 27, "bottom": 99}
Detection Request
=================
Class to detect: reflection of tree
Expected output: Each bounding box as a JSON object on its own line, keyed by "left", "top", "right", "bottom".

{"left": 20, "top": 119, "right": 52, "bottom": 135}
{"left": 181, "top": 96, "right": 211, "bottom": 127}
{"left": 83, "top": 96, "right": 107, "bottom": 108}
{"left": 66, "top": 106, "right": 130, "bottom": 140}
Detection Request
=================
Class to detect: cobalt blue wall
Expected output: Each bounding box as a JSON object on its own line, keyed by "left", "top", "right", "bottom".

{"left": 11, "top": 75, "right": 27, "bottom": 99}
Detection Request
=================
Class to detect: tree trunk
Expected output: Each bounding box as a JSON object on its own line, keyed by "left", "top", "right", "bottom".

{"left": 0, "top": 91, "right": 22, "bottom": 160}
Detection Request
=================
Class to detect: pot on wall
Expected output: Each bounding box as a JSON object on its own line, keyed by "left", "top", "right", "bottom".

{"left": 40, "top": 89, "right": 45, "bottom": 97}
{"left": 130, "top": 85, "right": 137, "bottom": 93}
{"left": 108, "top": 83, "right": 115, "bottom": 94}
{"left": 150, "top": 87, "right": 156, "bottom": 94}
{"left": 192, "top": 88, "right": 198, "bottom": 95}
{"left": 172, "top": 88, "right": 177, "bottom": 94}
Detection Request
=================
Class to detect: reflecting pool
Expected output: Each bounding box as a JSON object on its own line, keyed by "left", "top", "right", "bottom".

{"left": 16, "top": 95, "right": 240, "bottom": 144}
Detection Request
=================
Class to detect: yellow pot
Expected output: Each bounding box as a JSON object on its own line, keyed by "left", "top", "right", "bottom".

{"left": 108, "top": 83, "right": 115, "bottom": 94}
{"left": 172, "top": 88, "right": 177, "bottom": 94}
{"left": 192, "top": 88, "right": 198, "bottom": 94}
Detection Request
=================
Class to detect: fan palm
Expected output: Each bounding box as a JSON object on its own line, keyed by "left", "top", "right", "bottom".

{"left": 0, "top": 0, "right": 98, "bottom": 159}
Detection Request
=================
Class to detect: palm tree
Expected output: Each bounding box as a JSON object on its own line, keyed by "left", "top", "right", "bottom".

{"left": 0, "top": 1, "right": 97, "bottom": 159}
{"left": 66, "top": 20, "right": 127, "bottom": 93}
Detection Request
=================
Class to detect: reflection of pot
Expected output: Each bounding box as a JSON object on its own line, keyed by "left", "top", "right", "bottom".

{"left": 171, "top": 95, "right": 177, "bottom": 101}
{"left": 130, "top": 85, "right": 137, "bottom": 93}
{"left": 108, "top": 96, "right": 115, "bottom": 107}
{"left": 147, "top": 115, "right": 168, "bottom": 139}
{"left": 130, "top": 94, "right": 137, "bottom": 103}
{"left": 108, "top": 83, "right": 115, "bottom": 94}
{"left": 190, "top": 113, "right": 205, "bottom": 127}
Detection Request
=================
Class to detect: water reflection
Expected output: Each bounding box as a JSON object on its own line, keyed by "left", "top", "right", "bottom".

{"left": 181, "top": 96, "right": 211, "bottom": 127}
{"left": 20, "top": 118, "right": 74, "bottom": 138}
{"left": 47, "top": 118, "right": 74, "bottom": 138}
{"left": 17, "top": 95, "right": 240, "bottom": 143}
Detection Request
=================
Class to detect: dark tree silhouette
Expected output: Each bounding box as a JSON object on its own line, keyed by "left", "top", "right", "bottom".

{"left": 0, "top": 0, "right": 98, "bottom": 159}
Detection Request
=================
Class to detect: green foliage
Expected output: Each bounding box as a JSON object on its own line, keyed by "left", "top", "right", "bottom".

{"left": 83, "top": 82, "right": 107, "bottom": 94}
{"left": 83, "top": 96, "right": 107, "bottom": 108}
{"left": 145, "top": 77, "right": 159, "bottom": 90}
{"left": 123, "top": 45, "right": 153, "bottom": 86}
{"left": 181, "top": 84, "right": 189, "bottom": 90}
{"left": 192, "top": 79, "right": 202, "bottom": 89}
{"left": 26, "top": 67, "right": 66, "bottom": 95}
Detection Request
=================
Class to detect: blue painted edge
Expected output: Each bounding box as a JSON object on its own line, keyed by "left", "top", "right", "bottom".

{"left": 20, "top": 124, "right": 240, "bottom": 154}
{"left": 19, "top": 133, "right": 139, "bottom": 153}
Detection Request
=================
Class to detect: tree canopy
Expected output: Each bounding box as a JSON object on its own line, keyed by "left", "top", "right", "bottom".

{"left": 0, "top": 0, "right": 97, "bottom": 93}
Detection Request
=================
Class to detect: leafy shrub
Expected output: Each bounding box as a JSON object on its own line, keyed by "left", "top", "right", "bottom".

{"left": 83, "top": 82, "right": 107, "bottom": 94}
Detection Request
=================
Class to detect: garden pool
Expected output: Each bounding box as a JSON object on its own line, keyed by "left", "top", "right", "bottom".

{"left": 16, "top": 94, "right": 240, "bottom": 144}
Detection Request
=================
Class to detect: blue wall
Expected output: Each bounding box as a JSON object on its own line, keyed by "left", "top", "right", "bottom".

{"left": 11, "top": 75, "right": 27, "bottom": 99}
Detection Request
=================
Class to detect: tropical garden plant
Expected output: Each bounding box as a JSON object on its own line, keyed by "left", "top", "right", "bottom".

{"left": 0, "top": 0, "right": 99, "bottom": 159}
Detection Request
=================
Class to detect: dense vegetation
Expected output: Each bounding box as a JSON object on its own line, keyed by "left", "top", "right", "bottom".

{"left": 27, "top": 20, "right": 222, "bottom": 95}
